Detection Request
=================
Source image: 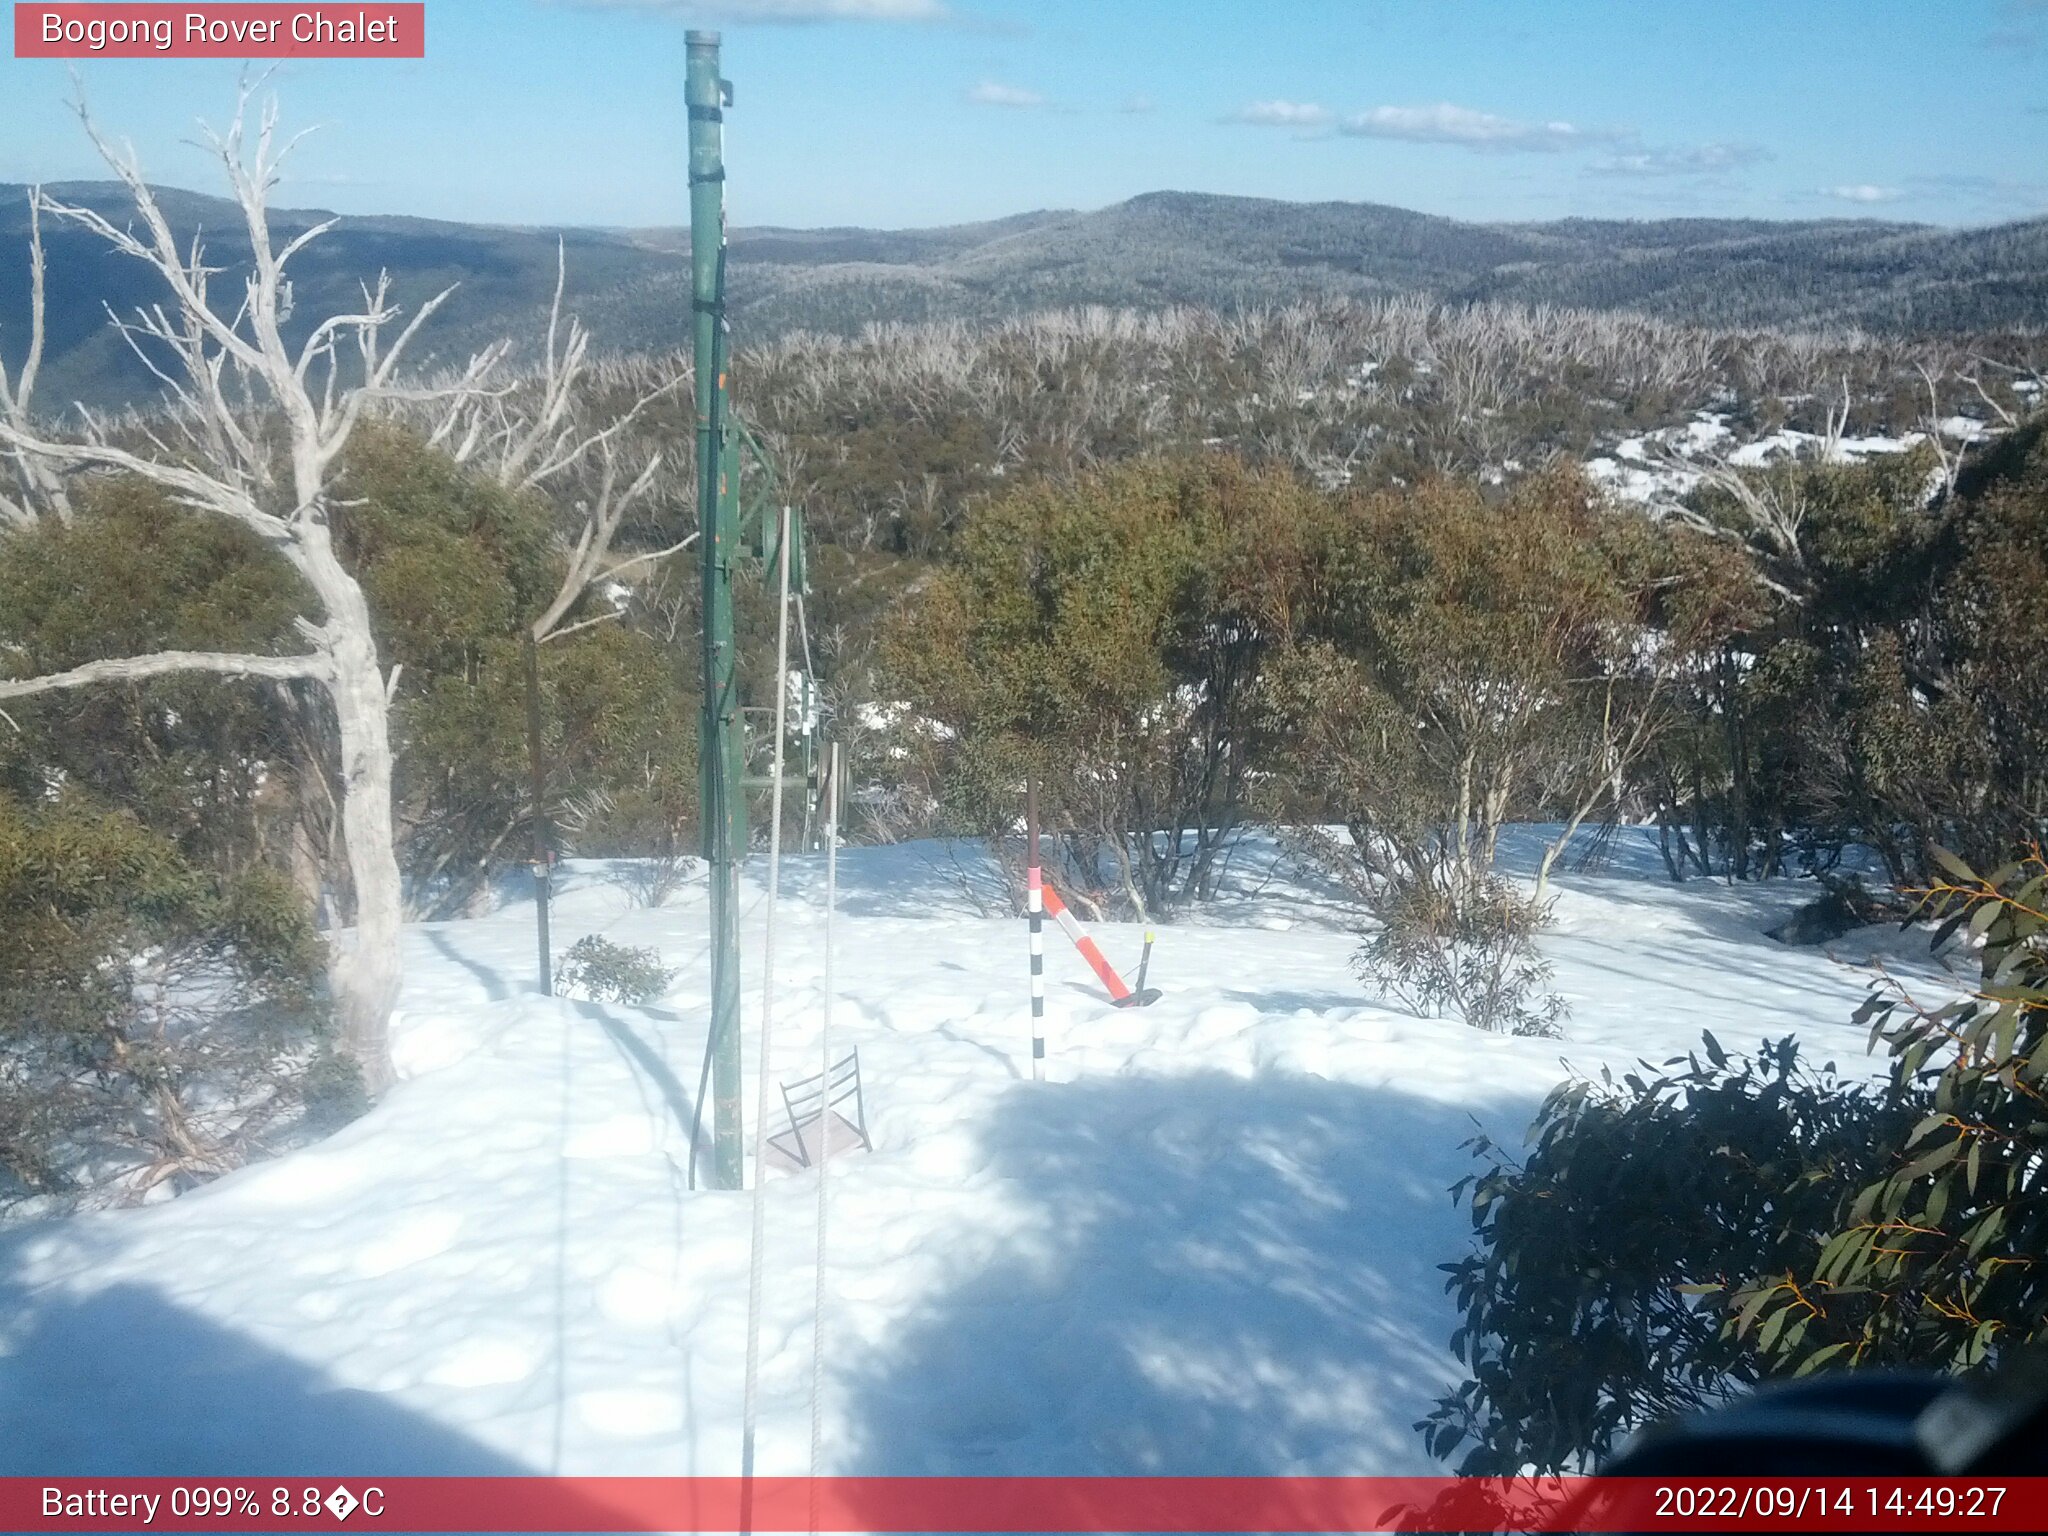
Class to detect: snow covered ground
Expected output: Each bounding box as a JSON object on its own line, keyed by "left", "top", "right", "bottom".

{"left": 0, "top": 830, "right": 1960, "bottom": 1481}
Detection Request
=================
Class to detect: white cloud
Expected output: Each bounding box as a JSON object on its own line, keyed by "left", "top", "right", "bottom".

{"left": 560, "top": 0, "right": 950, "bottom": 22}
{"left": 1226, "top": 100, "right": 1335, "bottom": 129}
{"left": 1592, "top": 141, "right": 1772, "bottom": 177}
{"left": 1821, "top": 183, "right": 1905, "bottom": 203}
{"left": 1336, "top": 102, "right": 1630, "bottom": 153}
{"left": 1120, "top": 93, "right": 1157, "bottom": 115}
{"left": 967, "top": 80, "right": 1045, "bottom": 109}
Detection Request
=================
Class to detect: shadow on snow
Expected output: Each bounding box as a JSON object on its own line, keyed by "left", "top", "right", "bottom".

{"left": 827, "top": 1067, "right": 1528, "bottom": 1483}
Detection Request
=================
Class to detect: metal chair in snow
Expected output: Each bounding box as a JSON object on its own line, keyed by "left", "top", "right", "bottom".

{"left": 765, "top": 1047, "right": 871, "bottom": 1173}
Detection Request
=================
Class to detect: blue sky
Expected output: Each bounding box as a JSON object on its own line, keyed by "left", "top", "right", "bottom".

{"left": 3, "top": 0, "right": 2045, "bottom": 230}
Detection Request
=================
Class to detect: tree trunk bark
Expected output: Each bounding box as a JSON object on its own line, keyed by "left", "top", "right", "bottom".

{"left": 329, "top": 633, "right": 402, "bottom": 1095}
{"left": 297, "top": 524, "right": 403, "bottom": 1095}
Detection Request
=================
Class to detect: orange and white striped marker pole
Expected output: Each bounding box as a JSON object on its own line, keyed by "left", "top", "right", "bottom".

{"left": 1039, "top": 883, "right": 1136, "bottom": 1004}
{"left": 1023, "top": 780, "right": 1158, "bottom": 1028}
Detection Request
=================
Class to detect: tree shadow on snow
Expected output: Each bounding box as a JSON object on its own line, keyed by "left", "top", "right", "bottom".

{"left": 0, "top": 1245, "right": 671, "bottom": 1534}
{"left": 772, "top": 842, "right": 1011, "bottom": 921}
{"left": 572, "top": 999, "right": 714, "bottom": 1169}
{"left": 422, "top": 925, "right": 519, "bottom": 1001}
{"left": 830, "top": 1068, "right": 1523, "bottom": 1491}
{"left": 0, "top": 1267, "right": 526, "bottom": 1477}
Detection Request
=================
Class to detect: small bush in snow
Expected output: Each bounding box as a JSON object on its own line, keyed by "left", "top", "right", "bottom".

{"left": 299, "top": 1051, "right": 370, "bottom": 1132}
{"left": 610, "top": 851, "right": 694, "bottom": 909}
{"left": 1353, "top": 873, "right": 1567, "bottom": 1037}
{"left": 555, "top": 935, "right": 673, "bottom": 1005}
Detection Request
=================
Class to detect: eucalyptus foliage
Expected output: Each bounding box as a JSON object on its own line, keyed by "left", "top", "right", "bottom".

{"left": 1736, "top": 849, "right": 2048, "bottom": 1375}
{"left": 1422, "top": 1034, "right": 1914, "bottom": 1473}
{"left": 1427, "top": 847, "right": 2048, "bottom": 1475}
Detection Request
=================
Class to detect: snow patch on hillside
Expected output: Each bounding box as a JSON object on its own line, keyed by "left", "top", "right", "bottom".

{"left": 1584, "top": 409, "right": 1987, "bottom": 507}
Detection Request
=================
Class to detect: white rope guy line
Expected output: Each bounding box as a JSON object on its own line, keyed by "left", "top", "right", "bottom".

{"left": 741, "top": 505, "right": 795, "bottom": 1490}
{"left": 808, "top": 738, "right": 840, "bottom": 1526}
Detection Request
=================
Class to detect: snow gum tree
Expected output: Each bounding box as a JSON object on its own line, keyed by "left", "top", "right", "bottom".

{"left": 1646, "top": 418, "right": 2048, "bottom": 883}
{"left": 887, "top": 455, "right": 1316, "bottom": 918}
{"left": 0, "top": 97, "right": 502, "bottom": 1092}
{"left": 1262, "top": 467, "right": 1687, "bottom": 1031}
{"left": 1273, "top": 467, "right": 1648, "bottom": 900}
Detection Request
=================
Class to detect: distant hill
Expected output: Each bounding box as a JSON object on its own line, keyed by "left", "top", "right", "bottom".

{"left": 4, "top": 184, "right": 2045, "bottom": 411}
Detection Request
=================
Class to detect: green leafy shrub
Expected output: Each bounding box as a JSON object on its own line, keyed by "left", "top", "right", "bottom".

{"left": 1277, "top": 469, "right": 1651, "bottom": 894}
{"left": 0, "top": 792, "right": 346, "bottom": 1218}
{"left": 401, "top": 623, "right": 698, "bottom": 916}
{"left": 0, "top": 477, "right": 310, "bottom": 878}
{"left": 887, "top": 455, "right": 1315, "bottom": 918}
{"left": 1425, "top": 847, "right": 2048, "bottom": 1476}
{"left": 556, "top": 935, "right": 674, "bottom": 1005}
{"left": 1652, "top": 420, "right": 2048, "bottom": 885}
{"left": 1737, "top": 849, "right": 2048, "bottom": 1375}
{"left": 1422, "top": 1033, "right": 1917, "bottom": 1474}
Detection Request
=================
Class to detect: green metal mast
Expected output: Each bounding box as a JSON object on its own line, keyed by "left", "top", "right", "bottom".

{"left": 688, "top": 30, "right": 745, "bottom": 1192}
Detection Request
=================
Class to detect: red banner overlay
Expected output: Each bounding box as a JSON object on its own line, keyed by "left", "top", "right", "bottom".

{"left": 14, "top": 4, "right": 424, "bottom": 58}
{"left": 6, "top": 1477, "right": 2048, "bottom": 1532}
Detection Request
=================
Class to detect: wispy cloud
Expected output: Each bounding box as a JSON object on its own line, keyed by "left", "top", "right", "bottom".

{"left": 1225, "top": 100, "right": 1335, "bottom": 129}
{"left": 1119, "top": 93, "right": 1157, "bottom": 115}
{"left": 1902, "top": 172, "right": 2048, "bottom": 213}
{"left": 1226, "top": 96, "right": 1770, "bottom": 179}
{"left": 1335, "top": 102, "right": 1629, "bottom": 153}
{"left": 1591, "top": 141, "right": 1772, "bottom": 177}
{"left": 966, "top": 80, "right": 1045, "bottom": 109}
{"left": 1982, "top": 0, "right": 2047, "bottom": 52}
{"left": 559, "top": 0, "right": 950, "bottom": 22}
{"left": 1821, "top": 183, "right": 1905, "bottom": 203}
{"left": 1226, "top": 98, "right": 1648, "bottom": 154}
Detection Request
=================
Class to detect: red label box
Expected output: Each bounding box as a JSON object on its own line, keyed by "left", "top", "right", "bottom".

{"left": 7, "top": 1476, "right": 2048, "bottom": 1533}
{"left": 14, "top": 4, "right": 426, "bottom": 58}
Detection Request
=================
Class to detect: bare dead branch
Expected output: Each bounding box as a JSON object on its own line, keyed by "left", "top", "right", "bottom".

{"left": 0, "top": 648, "right": 330, "bottom": 701}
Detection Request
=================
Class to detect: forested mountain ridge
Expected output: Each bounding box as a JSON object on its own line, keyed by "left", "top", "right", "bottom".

{"left": 4, "top": 182, "right": 2045, "bottom": 410}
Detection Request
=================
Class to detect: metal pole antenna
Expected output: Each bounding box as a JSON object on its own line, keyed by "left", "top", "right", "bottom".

{"left": 689, "top": 29, "right": 745, "bottom": 1191}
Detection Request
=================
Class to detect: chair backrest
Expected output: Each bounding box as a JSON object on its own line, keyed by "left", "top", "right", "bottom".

{"left": 780, "top": 1048, "right": 868, "bottom": 1143}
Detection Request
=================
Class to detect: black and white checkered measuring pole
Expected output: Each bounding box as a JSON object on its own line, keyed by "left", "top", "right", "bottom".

{"left": 1026, "top": 778, "right": 1045, "bottom": 1080}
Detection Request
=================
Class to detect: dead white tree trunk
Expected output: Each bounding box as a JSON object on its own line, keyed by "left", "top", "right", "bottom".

{"left": 0, "top": 92, "right": 497, "bottom": 1093}
{"left": 0, "top": 190, "right": 72, "bottom": 526}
